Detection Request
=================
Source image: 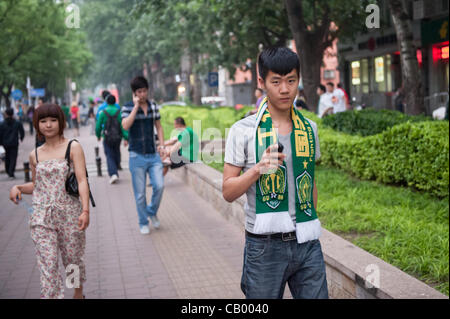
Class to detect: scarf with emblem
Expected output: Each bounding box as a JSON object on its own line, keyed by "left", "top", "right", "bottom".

{"left": 253, "top": 97, "right": 321, "bottom": 243}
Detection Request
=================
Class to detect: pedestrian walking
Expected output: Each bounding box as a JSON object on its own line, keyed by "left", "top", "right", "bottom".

{"left": 87, "top": 99, "right": 96, "bottom": 135}
{"left": 70, "top": 101, "right": 80, "bottom": 137}
{"left": 96, "top": 90, "right": 120, "bottom": 120}
{"left": 8, "top": 103, "right": 90, "bottom": 299}
{"left": 121, "top": 76, "right": 165, "bottom": 234}
{"left": 223, "top": 47, "right": 328, "bottom": 299}
{"left": 96, "top": 94, "right": 128, "bottom": 184}
{"left": 26, "top": 104, "right": 35, "bottom": 135}
{"left": 61, "top": 102, "right": 71, "bottom": 129}
{"left": 332, "top": 82, "right": 347, "bottom": 114}
{"left": 0, "top": 108, "right": 25, "bottom": 179}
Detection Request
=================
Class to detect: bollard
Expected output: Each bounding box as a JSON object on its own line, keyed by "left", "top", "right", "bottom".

{"left": 96, "top": 156, "right": 102, "bottom": 177}
{"left": 24, "top": 162, "right": 31, "bottom": 182}
{"left": 94, "top": 146, "right": 99, "bottom": 157}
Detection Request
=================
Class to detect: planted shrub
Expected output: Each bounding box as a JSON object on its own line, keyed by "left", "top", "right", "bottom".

{"left": 322, "top": 108, "right": 431, "bottom": 136}
{"left": 319, "top": 120, "right": 449, "bottom": 197}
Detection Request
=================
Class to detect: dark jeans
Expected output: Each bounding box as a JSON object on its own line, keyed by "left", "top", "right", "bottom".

{"left": 103, "top": 141, "right": 121, "bottom": 177}
{"left": 4, "top": 146, "right": 18, "bottom": 177}
{"left": 241, "top": 234, "right": 329, "bottom": 299}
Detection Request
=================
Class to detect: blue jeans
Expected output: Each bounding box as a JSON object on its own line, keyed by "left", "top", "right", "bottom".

{"left": 241, "top": 234, "right": 328, "bottom": 299}
{"left": 129, "top": 151, "right": 164, "bottom": 227}
{"left": 103, "top": 141, "right": 121, "bottom": 177}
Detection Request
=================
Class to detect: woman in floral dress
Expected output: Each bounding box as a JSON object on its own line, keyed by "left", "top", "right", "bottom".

{"left": 9, "top": 103, "right": 90, "bottom": 299}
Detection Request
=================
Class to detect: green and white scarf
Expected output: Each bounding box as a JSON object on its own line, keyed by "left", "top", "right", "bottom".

{"left": 253, "top": 97, "right": 321, "bottom": 243}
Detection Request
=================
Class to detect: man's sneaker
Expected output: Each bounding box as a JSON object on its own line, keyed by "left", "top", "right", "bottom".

{"left": 109, "top": 174, "right": 119, "bottom": 184}
{"left": 149, "top": 215, "right": 160, "bottom": 229}
{"left": 139, "top": 225, "right": 150, "bottom": 235}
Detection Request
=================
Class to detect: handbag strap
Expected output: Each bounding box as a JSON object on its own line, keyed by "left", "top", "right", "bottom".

{"left": 64, "top": 139, "right": 96, "bottom": 207}
{"left": 65, "top": 139, "right": 77, "bottom": 167}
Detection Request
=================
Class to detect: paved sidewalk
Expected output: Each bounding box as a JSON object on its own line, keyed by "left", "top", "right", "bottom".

{"left": 0, "top": 126, "right": 245, "bottom": 299}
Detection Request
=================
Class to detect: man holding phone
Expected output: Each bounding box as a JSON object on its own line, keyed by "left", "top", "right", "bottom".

{"left": 223, "top": 47, "right": 328, "bottom": 299}
{"left": 122, "top": 76, "right": 166, "bottom": 234}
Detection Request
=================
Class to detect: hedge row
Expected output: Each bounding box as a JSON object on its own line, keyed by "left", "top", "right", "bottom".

{"left": 322, "top": 108, "right": 431, "bottom": 136}
{"left": 317, "top": 119, "right": 449, "bottom": 198}
{"left": 159, "top": 105, "right": 253, "bottom": 139}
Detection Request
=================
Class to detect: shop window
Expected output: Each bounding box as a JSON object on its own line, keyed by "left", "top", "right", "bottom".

{"left": 351, "top": 61, "right": 361, "bottom": 87}
{"left": 375, "top": 56, "right": 385, "bottom": 83}
{"left": 351, "top": 59, "right": 369, "bottom": 93}
{"left": 374, "top": 55, "right": 393, "bottom": 92}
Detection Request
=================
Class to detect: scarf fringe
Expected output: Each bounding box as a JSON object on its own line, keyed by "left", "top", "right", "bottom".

{"left": 296, "top": 219, "right": 322, "bottom": 244}
{"left": 253, "top": 212, "right": 295, "bottom": 234}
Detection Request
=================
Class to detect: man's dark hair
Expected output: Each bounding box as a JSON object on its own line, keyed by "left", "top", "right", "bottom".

{"left": 257, "top": 47, "right": 300, "bottom": 82}
{"left": 174, "top": 117, "right": 186, "bottom": 126}
{"left": 102, "top": 90, "right": 111, "bottom": 100}
{"left": 318, "top": 84, "right": 326, "bottom": 93}
{"left": 5, "top": 108, "right": 14, "bottom": 117}
{"left": 337, "top": 83, "right": 343, "bottom": 89}
{"left": 130, "top": 76, "right": 149, "bottom": 93}
{"left": 106, "top": 94, "right": 116, "bottom": 105}
{"left": 326, "top": 82, "right": 334, "bottom": 88}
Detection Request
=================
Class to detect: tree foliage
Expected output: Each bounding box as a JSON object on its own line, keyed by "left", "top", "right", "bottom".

{"left": 0, "top": 0, "right": 91, "bottom": 105}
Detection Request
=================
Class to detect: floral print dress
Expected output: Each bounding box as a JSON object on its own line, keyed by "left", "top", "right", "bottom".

{"left": 30, "top": 157, "right": 86, "bottom": 299}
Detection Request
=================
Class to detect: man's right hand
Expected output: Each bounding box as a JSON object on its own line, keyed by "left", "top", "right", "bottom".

{"left": 256, "top": 144, "right": 285, "bottom": 175}
{"left": 133, "top": 94, "right": 140, "bottom": 108}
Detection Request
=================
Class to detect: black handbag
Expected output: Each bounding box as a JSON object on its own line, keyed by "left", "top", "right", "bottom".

{"left": 65, "top": 139, "right": 96, "bottom": 207}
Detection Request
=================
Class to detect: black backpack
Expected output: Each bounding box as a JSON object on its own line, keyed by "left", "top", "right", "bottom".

{"left": 104, "top": 109, "right": 122, "bottom": 146}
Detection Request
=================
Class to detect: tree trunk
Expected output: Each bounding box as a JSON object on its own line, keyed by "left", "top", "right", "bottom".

{"left": 298, "top": 38, "right": 323, "bottom": 112}
{"left": 284, "top": 0, "right": 328, "bottom": 112}
{"left": 251, "top": 60, "right": 258, "bottom": 104}
{"left": 388, "top": 0, "right": 424, "bottom": 115}
{"left": 145, "top": 59, "right": 154, "bottom": 99}
{"left": 193, "top": 73, "right": 202, "bottom": 105}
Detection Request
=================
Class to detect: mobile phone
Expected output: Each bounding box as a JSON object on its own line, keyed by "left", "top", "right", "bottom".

{"left": 278, "top": 143, "right": 284, "bottom": 153}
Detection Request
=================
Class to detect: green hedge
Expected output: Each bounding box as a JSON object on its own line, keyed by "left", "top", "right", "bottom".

{"left": 322, "top": 108, "right": 431, "bottom": 136}
{"left": 159, "top": 105, "right": 253, "bottom": 139}
{"left": 318, "top": 120, "right": 449, "bottom": 197}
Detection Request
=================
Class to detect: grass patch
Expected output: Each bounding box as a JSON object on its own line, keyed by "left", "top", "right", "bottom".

{"left": 315, "top": 165, "right": 449, "bottom": 295}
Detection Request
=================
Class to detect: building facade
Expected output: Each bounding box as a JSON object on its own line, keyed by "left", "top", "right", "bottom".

{"left": 338, "top": 0, "right": 449, "bottom": 113}
{"left": 219, "top": 39, "right": 341, "bottom": 107}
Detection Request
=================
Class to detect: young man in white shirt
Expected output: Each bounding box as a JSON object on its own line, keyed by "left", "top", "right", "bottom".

{"left": 223, "top": 47, "right": 328, "bottom": 299}
{"left": 317, "top": 84, "right": 333, "bottom": 118}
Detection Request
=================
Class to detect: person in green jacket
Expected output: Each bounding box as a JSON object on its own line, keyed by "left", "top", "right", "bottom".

{"left": 61, "top": 103, "right": 71, "bottom": 128}
{"left": 96, "top": 94, "right": 128, "bottom": 184}
{"left": 162, "top": 116, "right": 199, "bottom": 176}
